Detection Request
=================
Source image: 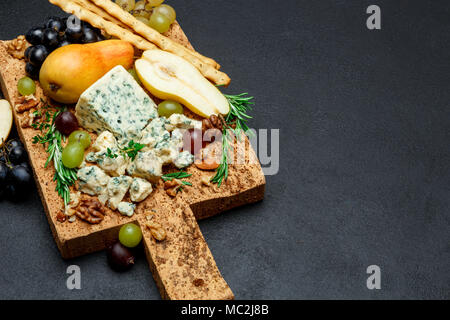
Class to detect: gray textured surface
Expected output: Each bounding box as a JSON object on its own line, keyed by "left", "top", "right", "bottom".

{"left": 0, "top": 0, "right": 449, "bottom": 299}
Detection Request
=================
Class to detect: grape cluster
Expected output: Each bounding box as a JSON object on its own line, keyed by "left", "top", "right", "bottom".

{"left": 0, "top": 139, "right": 33, "bottom": 201}
{"left": 117, "top": 0, "right": 177, "bottom": 34}
{"left": 25, "top": 16, "right": 104, "bottom": 80}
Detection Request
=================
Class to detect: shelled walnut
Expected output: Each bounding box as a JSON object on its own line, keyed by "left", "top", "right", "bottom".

{"left": 15, "top": 95, "right": 40, "bottom": 113}
{"left": 21, "top": 107, "right": 41, "bottom": 128}
{"left": 6, "top": 36, "right": 29, "bottom": 59}
{"left": 74, "top": 195, "right": 107, "bottom": 224}
{"left": 202, "top": 114, "right": 224, "bottom": 131}
{"left": 146, "top": 220, "right": 167, "bottom": 241}
{"left": 164, "top": 179, "right": 183, "bottom": 197}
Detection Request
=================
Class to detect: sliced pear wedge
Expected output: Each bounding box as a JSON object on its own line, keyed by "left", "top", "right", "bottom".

{"left": 0, "top": 100, "right": 13, "bottom": 147}
{"left": 135, "top": 50, "right": 229, "bottom": 118}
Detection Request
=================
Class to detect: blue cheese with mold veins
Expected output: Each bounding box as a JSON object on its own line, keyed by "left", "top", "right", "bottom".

{"left": 166, "top": 114, "right": 202, "bottom": 131}
{"left": 127, "top": 150, "right": 164, "bottom": 183}
{"left": 118, "top": 202, "right": 136, "bottom": 217}
{"left": 130, "top": 177, "right": 153, "bottom": 202}
{"left": 77, "top": 166, "right": 110, "bottom": 196}
{"left": 87, "top": 131, "right": 128, "bottom": 176}
{"left": 75, "top": 66, "right": 157, "bottom": 145}
{"left": 107, "top": 175, "right": 132, "bottom": 210}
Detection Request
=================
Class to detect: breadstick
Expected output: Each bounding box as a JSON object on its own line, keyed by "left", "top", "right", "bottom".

{"left": 49, "top": 0, "right": 156, "bottom": 51}
{"left": 89, "top": 0, "right": 230, "bottom": 86}
{"left": 72, "top": 0, "right": 130, "bottom": 29}
{"left": 91, "top": 0, "right": 219, "bottom": 69}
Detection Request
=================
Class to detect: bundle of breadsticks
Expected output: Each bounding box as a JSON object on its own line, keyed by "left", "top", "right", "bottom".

{"left": 48, "top": 0, "right": 231, "bottom": 86}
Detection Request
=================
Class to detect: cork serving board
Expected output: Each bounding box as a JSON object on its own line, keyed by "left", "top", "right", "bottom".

{"left": 0, "top": 22, "right": 265, "bottom": 300}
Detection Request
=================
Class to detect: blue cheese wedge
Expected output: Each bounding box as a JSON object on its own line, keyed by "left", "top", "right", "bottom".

{"left": 77, "top": 165, "right": 110, "bottom": 196}
{"left": 118, "top": 202, "right": 136, "bottom": 217}
{"left": 75, "top": 66, "right": 157, "bottom": 145}
{"left": 130, "top": 177, "right": 153, "bottom": 202}
{"left": 107, "top": 175, "right": 132, "bottom": 210}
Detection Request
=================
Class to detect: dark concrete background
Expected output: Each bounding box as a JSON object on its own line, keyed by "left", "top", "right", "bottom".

{"left": 0, "top": 0, "right": 449, "bottom": 299}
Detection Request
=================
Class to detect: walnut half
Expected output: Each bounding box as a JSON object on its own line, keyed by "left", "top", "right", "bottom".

{"left": 146, "top": 221, "right": 167, "bottom": 241}
{"left": 6, "top": 36, "right": 29, "bottom": 60}
{"left": 74, "top": 196, "right": 107, "bottom": 224}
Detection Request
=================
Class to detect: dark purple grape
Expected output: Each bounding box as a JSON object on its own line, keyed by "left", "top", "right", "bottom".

{"left": 25, "top": 27, "right": 45, "bottom": 45}
{"left": 0, "top": 162, "right": 8, "bottom": 199}
{"left": 9, "top": 165, "right": 32, "bottom": 189}
{"left": 28, "top": 45, "right": 48, "bottom": 66}
{"left": 45, "top": 16, "right": 65, "bottom": 32}
{"left": 106, "top": 242, "right": 135, "bottom": 271}
{"left": 7, "top": 139, "right": 23, "bottom": 150}
{"left": 65, "top": 23, "right": 83, "bottom": 43}
{"left": 24, "top": 46, "right": 33, "bottom": 61}
{"left": 43, "top": 29, "right": 60, "bottom": 49}
{"left": 0, "top": 153, "right": 6, "bottom": 164}
{"left": 0, "top": 161, "right": 8, "bottom": 184}
{"left": 19, "top": 162, "right": 31, "bottom": 173}
{"left": 25, "top": 63, "right": 40, "bottom": 80}
{"left": 55, "top": 111, "right": 79, "bottom": 136}
{"left": 183, "top": 128, "right": 207, "bottom": 155}
{"left": 58, "top": 40, "right": 72, "bottom": 48}
{"left": 8, "top": 146, "right": 28, "bottom": 165}
{"left": 81, "top": 28, "right": 98, "bottom": 44}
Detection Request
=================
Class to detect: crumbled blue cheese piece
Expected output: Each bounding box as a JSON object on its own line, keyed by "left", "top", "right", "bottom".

{"left": 118, "top": 202, "right": 136, "bottom": 217}
{"left": 129, "top": 177, "right": 153, "bottom": 202}
{"left": 166, "top": 114, "right": 202, "bottom": 131}
{"left": 77, "top": 166, "right": 110, "bottom": 196}
{"left": 75, "top": 65, "right": 157, "bottom": 145}
{"left": 86, "top": 149, "right": 128, "bottom": 177}
{"left": 92, "top": 131, "right": 116, "bottom": 151}
{"left": 173, "top": 150, "right": 194, "bottom": 169}
{"left": 127, "top": 150, "right": 164, "bottom": 183}
{"left": 107, "top": 175, "right": 132, "bottom": 210}
{"left": 139, "top": 117, "right": 170, "bottom": 151}
{"left": 86, "top": 131, "right": 129, "bottom": 176}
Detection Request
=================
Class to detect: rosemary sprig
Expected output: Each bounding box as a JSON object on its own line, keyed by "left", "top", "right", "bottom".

{"left": 224, "top": 93, "right": 254, "bottom": 138}
{"left": 210, "top": 92, "right": 254, "bottom": 186}
{"left": 32, "top": 108, "right": 78, "bottom": 206}
{"left": 210, "top": 128, "right": 232, "bottom": 187}
{"left": 162, "top": 171, "right": 193, "bottom": 192}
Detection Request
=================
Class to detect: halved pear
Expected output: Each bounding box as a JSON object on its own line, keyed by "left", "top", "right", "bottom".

{"left": 135, "top": 49, "right": 229, "bottom": 118}
{"left": 0, "top": 100, "right": 13, "bottom": 147}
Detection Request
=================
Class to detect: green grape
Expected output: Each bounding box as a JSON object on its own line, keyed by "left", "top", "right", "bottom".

{"left": 158, "top": 100, "right": 184, "bottom": 117}
{"left": 17, "top": 77, "right": 36, "bottom": 96}
{"left": 116, "top": 0, "right": 135, "bottom": 12}
{"left": 133, "top": 0, "right": 151, "bottom": 18}
{"left": 119, "top": 223, "right": 142, "bottom": 248}
{"left": 148, "top": 11, "right": 172, "bottom": 33}
{"left": 61, "top": 142, "right": 85, "bottom": 169}
{"left": 68, "top": 130, "right": 91, "bottom": 149}
{"left": 135, "top": 16, "right": 150, "bottom": 25}
{"left": 128, "top": 68, "right": 142, "bottom": 85}
{"left": 147, "top": 0, "right": 164, "bottom": 6}
{"left": 154, "top": 4, "right": 176, "bottom": 23}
